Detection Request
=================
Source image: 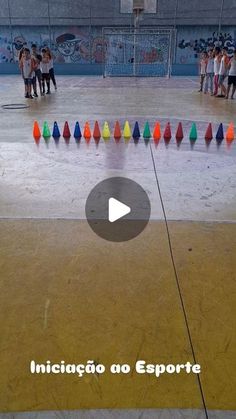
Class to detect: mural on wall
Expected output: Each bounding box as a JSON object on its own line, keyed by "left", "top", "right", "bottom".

{"left": 11, "top": 28, "right": 50, "bottom": 60}
{"left": 0, "top": 32, "right": 14, "bottom": 63}
{"left": 1, "top": 26, "right": 236, "bottom": 65}
{"left": 0, "top": 26, "right": 107, "bottom": 64}
{"left": 51, "top": 27, "right": 107, "bottom": 63}
{"left": 177, "top": 27, "right": 236, "bottom": 64}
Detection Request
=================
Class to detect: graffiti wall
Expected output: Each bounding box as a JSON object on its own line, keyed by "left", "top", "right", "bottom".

{"left": 0, "top": 25, "right": 236, "bottom": 65}
{"left": 0, "top": 26, "right": 107, "bottom": 64}
{"left": 177, "top": 26, "right": 236, "bottom": 64}
{"left": 0, "top": 30, "right": 14, "bottom": 63}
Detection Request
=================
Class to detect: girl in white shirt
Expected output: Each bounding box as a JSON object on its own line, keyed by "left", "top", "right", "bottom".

{"left": 217, "top": 47, "right": 230, "bottom": 97}
{"left": 40, "top": 49, "right": 50, "bottom": 95}
{"left": 204, "top": 50, "right": 214, "bottom": 95}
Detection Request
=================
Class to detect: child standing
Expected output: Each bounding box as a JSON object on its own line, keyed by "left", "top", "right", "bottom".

{"left": 226, "top": 50, "right": 236, "bottom": 100}
{"left": 199, "top": 52, "right": 208, "bottom": 92}
{"left": 40, "top": 49, "right": 50, "bottom": 95}
{"left": 18, "top": 47, "right": 27, "bottom": 97}
{"left": 213, "top": 47, "right": 222, "bottom": 96}
{"left": 204, "top": 49, "right": 214, "bottom": 95}
{"left": 45, "top": 47, "right": 57, "bottom": 90}
{"left": 19, "top": 48, "right": 34, "bottom": 99}
{"left": 31, "top": 44, "right": 42, "bottom": 96}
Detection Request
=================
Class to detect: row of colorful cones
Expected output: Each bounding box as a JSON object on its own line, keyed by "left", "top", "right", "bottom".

{"left": 33, "top": 120, "right": 235, "bottom": 142}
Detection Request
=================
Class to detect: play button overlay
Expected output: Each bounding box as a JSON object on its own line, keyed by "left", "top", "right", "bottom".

{"left": 85, "top": 177, "right": 151, "bottom": 242}
{"left": 109, "top": 198, "right": 131, "bottom": 223}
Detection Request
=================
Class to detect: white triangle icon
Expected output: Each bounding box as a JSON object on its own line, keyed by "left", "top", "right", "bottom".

{"left": 109, "top": 198, "right": 131, "bottom": 223}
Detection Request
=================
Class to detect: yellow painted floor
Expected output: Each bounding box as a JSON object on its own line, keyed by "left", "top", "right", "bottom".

{"left": 0, "top": 76, "right": 236, "bottom": 418}
{"left": 169, "top": 221, "right": 236, "bottom": 411}
{"left": 0, "top": 220, "right": 235, "bottom": 412}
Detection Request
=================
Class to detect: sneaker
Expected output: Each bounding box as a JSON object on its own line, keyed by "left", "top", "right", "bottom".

{"left": 33, "top": 93, "right": 38, "bottom": 98}
{"left": 28, "top": 95, "right": 34, "bottom": 99}
{"left": 46, "top": 91, "right": 51, "bottom": 95}
{"left": 25, "top": 93, "right": 29, "bottom": 99}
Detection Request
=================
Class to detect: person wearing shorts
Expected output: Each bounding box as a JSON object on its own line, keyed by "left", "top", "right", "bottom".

{"left": 19, "top": 48, "right": 34, "bottom": 99}
{"left": 226, "top": 50, "right": 236, "bottom": 100}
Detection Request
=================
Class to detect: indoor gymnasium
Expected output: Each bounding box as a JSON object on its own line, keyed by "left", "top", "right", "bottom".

{"left": 0, "top": 1, "right": 235, "bottom": 419}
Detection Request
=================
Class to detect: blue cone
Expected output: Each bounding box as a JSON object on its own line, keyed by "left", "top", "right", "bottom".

{"left": 74, "top": 121, "right": 82, "bottom": 139}
{"left": 216, "top": 123, "right": 224, "bottom": 141}
{"left": 132, "top": 121, "right": 141, "bottom": 139}
{"left": 52, "top": 121, "right": 61, "bottom": 138}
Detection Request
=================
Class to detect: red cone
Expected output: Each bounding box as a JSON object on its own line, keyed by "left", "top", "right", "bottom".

{"left": 93, "top": 121, "right": 101, "bottom": 140}
{"left": 175, "top": 122, "right": 184, "bottom": 141}
{"left": 114, "top": 121, "right": 122, "bottom": 140}
{"left": 164, "top": 122, "right": 172, "bottom": 140}
{"left": 63, "top": 121, "right": 71, "bottom": 138}
{"left": 205, "top": 123, "right": 213, "bottom": 141}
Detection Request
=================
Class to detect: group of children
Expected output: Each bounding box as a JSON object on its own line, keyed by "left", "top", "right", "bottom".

{"left": 199, "top": 46, "right": 236, "bottom": 100}
{"left": 19, "top": 45, "right": 57, "bottom": 99}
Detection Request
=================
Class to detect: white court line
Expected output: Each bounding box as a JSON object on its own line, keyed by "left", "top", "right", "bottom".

{"left": 43, "top": 299, "right": 50, "bottom": 330}
{"left": 0, "top": 409, "right": 235, "bottom": 419}
{"left": 0, "top": 217, "right": 236, "bottom": 223}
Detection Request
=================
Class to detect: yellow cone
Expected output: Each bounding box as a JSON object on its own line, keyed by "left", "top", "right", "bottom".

{"left": 123, "top": 121, "right": 132, "bottom": 139}
{"left": 102, "top": 121, "right": 111, "bottom": 139}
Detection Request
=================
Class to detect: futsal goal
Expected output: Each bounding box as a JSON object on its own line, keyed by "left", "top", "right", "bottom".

{"left": 102, "top": 27, "right": 175, "bottom": 78}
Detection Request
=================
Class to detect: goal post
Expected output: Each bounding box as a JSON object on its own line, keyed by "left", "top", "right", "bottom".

{"left": 102, "top": 27, "right": 175, "bottom": 78}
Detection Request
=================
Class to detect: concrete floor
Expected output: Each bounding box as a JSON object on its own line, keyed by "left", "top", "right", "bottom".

{"left": 0, "top": 76, "right": 236, "bottom": 419}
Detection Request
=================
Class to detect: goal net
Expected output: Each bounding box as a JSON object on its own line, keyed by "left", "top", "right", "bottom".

{"left": 103, "top": 28, "right": 174, "bottom": 77}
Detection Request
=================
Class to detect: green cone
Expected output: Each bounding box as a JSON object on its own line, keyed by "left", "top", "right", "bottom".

{"left": 189, "top": 123, "right": 197, "bottom": 141}
{"left": 143, "top": 121, "right": 151, "bottom": 139}
{"left": 43, "top": 121, "right": 51, "bottom": 138}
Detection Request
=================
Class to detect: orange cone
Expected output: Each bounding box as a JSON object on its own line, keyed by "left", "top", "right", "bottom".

{"left": 84, "top": 122, "right": 92, "bottom": 140}
{"left": 114, "top": 121, "right": 122, "bottom": 140}
{"left": 226, "top": 122, "right": 234, "bottom": 141}
{"left": 153, "top": 122, "right": 161, "bottom": 141}
{"left": 33, "top": 121, "right": 41, "bottom": 140}
{"left": 93, "top": 121, "right": 101, "bottom": 140}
